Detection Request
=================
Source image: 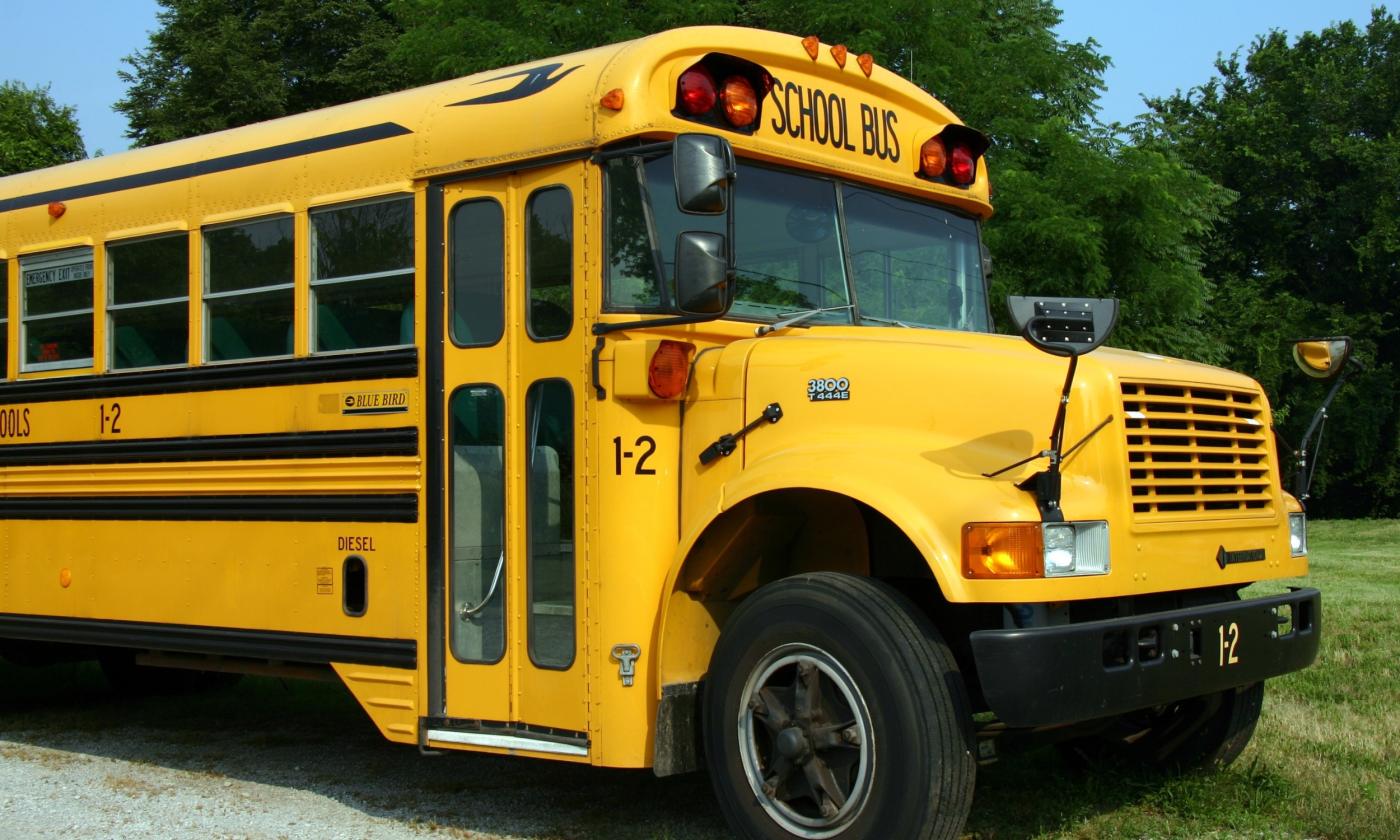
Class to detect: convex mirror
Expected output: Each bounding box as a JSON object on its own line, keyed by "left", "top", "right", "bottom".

{"left": 673, "top": 231, "right": 731, "bottom": 315}
{"left": 673, "top": 133, "right": 735, "bottom": 214}
{"left": 1007, "top": 296, "right": 1119, "bottom": 357}
{"left": 1292, "top": 336, "right": 1352, "bottom": 379}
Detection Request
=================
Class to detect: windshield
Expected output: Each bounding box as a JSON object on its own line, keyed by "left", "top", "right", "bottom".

{"left": 605, "top": 153, "right": 989, "bottom": 331}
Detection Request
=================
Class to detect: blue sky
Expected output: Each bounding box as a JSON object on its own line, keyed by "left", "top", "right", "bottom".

{"left": 0, "top": 1, "right": 1388, "bottom": 155}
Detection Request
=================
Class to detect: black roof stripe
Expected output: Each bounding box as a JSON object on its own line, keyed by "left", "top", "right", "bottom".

{"left": 0, "top": 122, "right": 414, "bottom": 214}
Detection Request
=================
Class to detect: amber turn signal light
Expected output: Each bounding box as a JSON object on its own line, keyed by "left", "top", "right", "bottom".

{"left": 962, "top": 522, "right": 1043, "bottom": 579}
{"left": 648, "top": 340, "right": 694, "bottom": 399}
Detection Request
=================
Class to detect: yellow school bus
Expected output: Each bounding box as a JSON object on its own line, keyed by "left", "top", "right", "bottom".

{"left": 0, "top": 26, "right": 1321, "bottom": 839}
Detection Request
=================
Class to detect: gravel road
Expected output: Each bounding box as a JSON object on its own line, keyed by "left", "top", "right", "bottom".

{"left": 0, "top": 660, "right": 731, "bottom": 839}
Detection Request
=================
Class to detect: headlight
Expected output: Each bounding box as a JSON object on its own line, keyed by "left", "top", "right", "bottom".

{"left": 1289, "top": 512, "right": 1307, "bottom": 557}
{"left": 1041, "top": 521, "right": 1109, "bottom": 577}
{"left": 962, "top": 520, "right": 1110, "bottom": 578}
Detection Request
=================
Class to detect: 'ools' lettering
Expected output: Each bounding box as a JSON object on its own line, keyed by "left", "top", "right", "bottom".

{"left": 0, "top": 407, "right": 31, "bottom": 438}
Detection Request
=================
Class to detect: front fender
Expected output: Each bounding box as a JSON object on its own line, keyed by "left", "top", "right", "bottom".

{"left": 652, "top": 439, "right": 1040, "bottom": 691}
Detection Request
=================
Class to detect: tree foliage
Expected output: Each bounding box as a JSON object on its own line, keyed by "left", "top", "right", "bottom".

{"left": 116, "top": 0, "right": 406, "bottom": 146}
{"left": 1145, "top": 9, "right": 1400, "bottom": 515}
{"left": 0, "top": 81, "right": 85, "bottom": 176}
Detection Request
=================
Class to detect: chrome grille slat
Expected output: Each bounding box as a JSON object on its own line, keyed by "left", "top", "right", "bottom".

{"left": 1121, "top": 380, "right": 1275, "bottom": 521}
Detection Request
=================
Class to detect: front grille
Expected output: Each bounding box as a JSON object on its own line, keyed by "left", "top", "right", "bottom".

{"left": 1121, "top": 381, "right": 1274, "bottom": 522}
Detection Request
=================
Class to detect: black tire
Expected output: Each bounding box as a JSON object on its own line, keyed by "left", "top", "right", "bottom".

{"left": 1062, "top": 682, "right": 1264, "bottom": 772}
{"left": 703, "top": 573, "right": 975, "bottom": 840}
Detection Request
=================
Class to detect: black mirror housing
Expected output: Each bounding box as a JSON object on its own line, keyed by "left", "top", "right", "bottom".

{"left": 674, "top": 133, "right": 735, "bottom": 214}
{"left": 674, "top": 231, "right": 732, "bottom": 316}
{"left": 1007, "top": 296, "right": 1119, "bottom": 357}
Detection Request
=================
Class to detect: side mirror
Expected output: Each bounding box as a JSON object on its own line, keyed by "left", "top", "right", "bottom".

{"left": 1007, "top": 296, "right": 1119, "bottom": 357}
{"left": 673, "top": 231, "right": 732, "bottom": 316}
{"left": 1292, "top": 336, "right": 1351, "bottom": 380}
{"left": 674, "top": 133, "right": 734, "bottom": 214}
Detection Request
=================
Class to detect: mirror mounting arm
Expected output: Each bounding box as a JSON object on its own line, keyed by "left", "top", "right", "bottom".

{"left": 1294, "top": 361, "right": 1359, "bottom": 501}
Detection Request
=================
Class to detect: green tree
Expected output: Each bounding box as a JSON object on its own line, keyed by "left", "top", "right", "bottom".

{"left": 0, "top": 81, "right": 85, "bottom": 175}
{"left": 1145, "top": 9, "right": 1400, "bottom": 515}
{"left": 116, "top": 0, "right": 406, "bottom": 146}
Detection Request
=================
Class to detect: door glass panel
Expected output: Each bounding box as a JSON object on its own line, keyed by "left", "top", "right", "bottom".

{"left": 449, "top": 199, "right": 504, "bottom": 347}
{"left": 449, "top": 384, "right": 506, "bottom": 664}
{"left": 525, "top": 187, "right": 572, "bottom": 341}
{"left": 526, "top": 379, "right": 574, "bottom": 668}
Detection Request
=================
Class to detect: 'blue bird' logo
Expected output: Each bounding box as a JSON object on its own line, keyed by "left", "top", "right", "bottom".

{"left": 449, "top": 62, "right": 584, "bottom": 106}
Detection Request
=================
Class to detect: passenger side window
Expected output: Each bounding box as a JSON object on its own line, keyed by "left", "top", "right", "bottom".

{"left": 203, "top": 216, "right": 294, "bottom": 362}
{"left": 311, "top": 196, "right": 414, "bottom": 353}
{"left": 0, "top": 260, "right": 8, "bottom": 376}
{"left": 449, "top": 199, "right": 504, "bottom": 347}
{"left": 108, "top": 233, "right": 189, "bottom": 369}
{"left": 526, "top": 187, "right": 572, "bottom": 341}
{"left": 21, "top": 247, "right": 93, "bottom": 372}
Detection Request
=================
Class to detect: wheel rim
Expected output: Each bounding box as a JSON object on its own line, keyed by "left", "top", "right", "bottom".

{"left": 737, "top": 642, "right": 875, "bottom": 838}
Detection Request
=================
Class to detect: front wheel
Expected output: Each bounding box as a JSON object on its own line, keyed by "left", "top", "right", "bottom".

{"left": 703, "top": 573, "right": 975, "bottom": 840}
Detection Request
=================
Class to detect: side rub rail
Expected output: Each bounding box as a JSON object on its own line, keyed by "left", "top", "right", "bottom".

{"left": 0, "top": 613, "right": 416, "bottom": 668}
{"left": 0, "top": 494, "right": 418, "bottom": 522}
{"left": 0, "top": 427, "right": 418, "bottom": 466}
{"left": 0, "top": 347, "right": 417, "bottom": 404}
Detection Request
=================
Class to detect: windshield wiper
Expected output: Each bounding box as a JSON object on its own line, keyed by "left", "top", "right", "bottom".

{"left": 755, "top": 304, "right": 855, "bottom": 337}
{"left": 858, "top": 314, "right": 913, "bottom": 328}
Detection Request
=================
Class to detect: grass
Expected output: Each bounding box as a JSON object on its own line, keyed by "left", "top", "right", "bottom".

{"left": 965, "top": 519, "right": 1400, "bottom": 840}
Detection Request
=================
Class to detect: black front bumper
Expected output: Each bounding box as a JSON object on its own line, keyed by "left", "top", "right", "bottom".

{"left": 970, "top": 588, "right": 1321, "bottom": 727}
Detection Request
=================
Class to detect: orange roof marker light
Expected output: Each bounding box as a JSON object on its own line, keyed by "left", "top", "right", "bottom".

{"left": 857, "top": 53, "right": 874, "bottom": 77}
{"left": 802, "top": 35, "right": 820, "bottom": 60}
{"left": 600, "top": 88, "right": 625, "bottom": 110}
{"left": 831, "top": 44, "right": 848, "bottom": 69}
{"left": 48, "top": 201, "right": 65, "bottom": 219}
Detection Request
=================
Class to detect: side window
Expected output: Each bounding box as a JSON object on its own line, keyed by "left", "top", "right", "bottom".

{"left": 449, "top": 199, "right": 504, "bottom": 347}
{"left": 526, "top": 378, "right": 574, "bottom": 669}
{"left": 21, "top": 247, "right": 94, "bottom": 372}
{"left": 311, "top": 196, "right": 414, "bottom": 353}
{"left": 449, "top": 384, "right": 506, "bottom": 664}
{"left": 203, "top": 216, "right": 294, "bottom": 362}
{"left": 108, "top": 233, "right": 189, "bottom": 369}
{"left": 0, "top": 260, "right": 8, "bottom": 376}
{"left": 526, "top": 187, "right": 572, "bottom": 341}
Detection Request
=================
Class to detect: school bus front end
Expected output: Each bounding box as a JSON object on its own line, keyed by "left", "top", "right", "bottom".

{"left": 584, "top": 27, "right": 1319, "bottom": 839}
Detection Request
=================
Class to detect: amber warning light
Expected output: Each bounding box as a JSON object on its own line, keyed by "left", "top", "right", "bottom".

{"left": 675, "top": 54, "right": 772, "bottom": 132}
{"left": 918, "top": 125, "right": 989, "bottom": 188}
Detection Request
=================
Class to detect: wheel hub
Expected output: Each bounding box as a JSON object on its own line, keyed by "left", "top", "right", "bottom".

{"left": 776, "top": 726, "right": 812, "bottom": 763}
{"left": 737, "top": 644, "right": 875, "bottom": 838}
